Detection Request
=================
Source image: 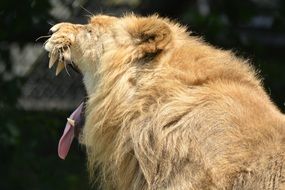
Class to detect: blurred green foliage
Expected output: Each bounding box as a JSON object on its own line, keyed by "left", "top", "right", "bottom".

{"left": 0, "top": 1, "right": 90, "bottom": 189}
{"left": 0, "top": 0, "right": 284, "bottom": 189}
{"left": 0, "top": 111, "right": 90, "bottom": 190}
{"left": 0, "top": 0, "right": 51, "bottom": 42}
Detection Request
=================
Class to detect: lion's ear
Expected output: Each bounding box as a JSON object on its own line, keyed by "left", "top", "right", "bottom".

{"left": 116, "top": 15, "right": 172, "bottom": 57}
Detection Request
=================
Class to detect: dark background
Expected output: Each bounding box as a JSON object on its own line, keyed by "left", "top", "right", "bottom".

{"left": 1, "top": 0, "right": 285, "bottom": 189}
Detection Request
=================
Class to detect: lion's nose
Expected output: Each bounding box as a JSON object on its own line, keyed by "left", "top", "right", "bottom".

{"left": 49, "top": 23, "right": 69, "bottom": 34}
{"left": 49, "top": 24, "right": 60, "bottom": 33}
{"left": 48, "top": 29, "right": 53, "bottom": 35}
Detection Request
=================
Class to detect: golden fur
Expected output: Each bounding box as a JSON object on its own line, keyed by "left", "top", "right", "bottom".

{"left": 45, "top": 14, "right": 285, "bottom": 189}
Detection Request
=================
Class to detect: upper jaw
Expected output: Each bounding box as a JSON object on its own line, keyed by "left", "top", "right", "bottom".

{"left": 46, "top": 46, "right": 72, "bottom": 75}
{"left": 44, "top": 23, "right": 82, "bottom": 76}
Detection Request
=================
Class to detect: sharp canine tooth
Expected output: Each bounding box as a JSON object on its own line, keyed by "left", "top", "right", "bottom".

{"left": 56, "top": 62, "right": 65, "bottom": 76}
{"left": 49, "top": 51, "right": 58, "bottom": 69}
{"left": 67, "top": 118, "right": 75, "bottom": 126}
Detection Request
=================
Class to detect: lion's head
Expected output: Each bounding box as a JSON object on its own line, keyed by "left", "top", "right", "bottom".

{"left": 45, "top": 14, "right": 183, "bottom": 93}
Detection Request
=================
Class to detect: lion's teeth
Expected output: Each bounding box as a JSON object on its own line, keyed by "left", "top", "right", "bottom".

{"left": 48, "top": 56, "right": 56, "bottom": 69}
{"left": 67, "top": 118, "right": 75, "bottom": 126}
{"left": 49, "top": 51, "right": 58, "bottom": 69}
{"left": 55, "top": 62, "right": 65, "bottom": 76}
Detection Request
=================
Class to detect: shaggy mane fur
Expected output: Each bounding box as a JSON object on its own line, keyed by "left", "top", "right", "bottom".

{"left": 45, "top": 14, "right": 285, "bottom": 189}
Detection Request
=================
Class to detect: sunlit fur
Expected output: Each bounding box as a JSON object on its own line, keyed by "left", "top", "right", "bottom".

{"left": 45, "top": 14, "right": 285, "bottom": 189}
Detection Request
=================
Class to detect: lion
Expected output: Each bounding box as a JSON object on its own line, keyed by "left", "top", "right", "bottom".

{"left": 44, "top": 14, "right": 285, "bottom": 189}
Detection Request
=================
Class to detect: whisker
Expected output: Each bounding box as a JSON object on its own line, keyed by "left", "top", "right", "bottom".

{"left": 64, "top": 46, "right": 71, "bottom": 76}
{"left": 36, "top": 35, "right": 52, "bottom": 42}
{"left": 64, "top": 61, "right": 71, "bottom": 76}
{"left": 66, "top": 46, "right": 81, "bottom": 74}
{"left": 80, "top": 5, "right": 94, "bottom": 16}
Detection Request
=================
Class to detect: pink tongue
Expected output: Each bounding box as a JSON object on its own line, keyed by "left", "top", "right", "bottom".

{"left": 58, "top": 102, "right": 84, "bottom": 160}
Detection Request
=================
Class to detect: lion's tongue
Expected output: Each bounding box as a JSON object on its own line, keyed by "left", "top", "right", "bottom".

{"left": 58, "top": 102, "right": 84, "bottom": 160}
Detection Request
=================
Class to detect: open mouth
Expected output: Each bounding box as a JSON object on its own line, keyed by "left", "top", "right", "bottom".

{"left": 48, "top": 47, "right": 81, "bottom": 76}
{"left": 48, "top": 49, "right": 86, "bottom": 160}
